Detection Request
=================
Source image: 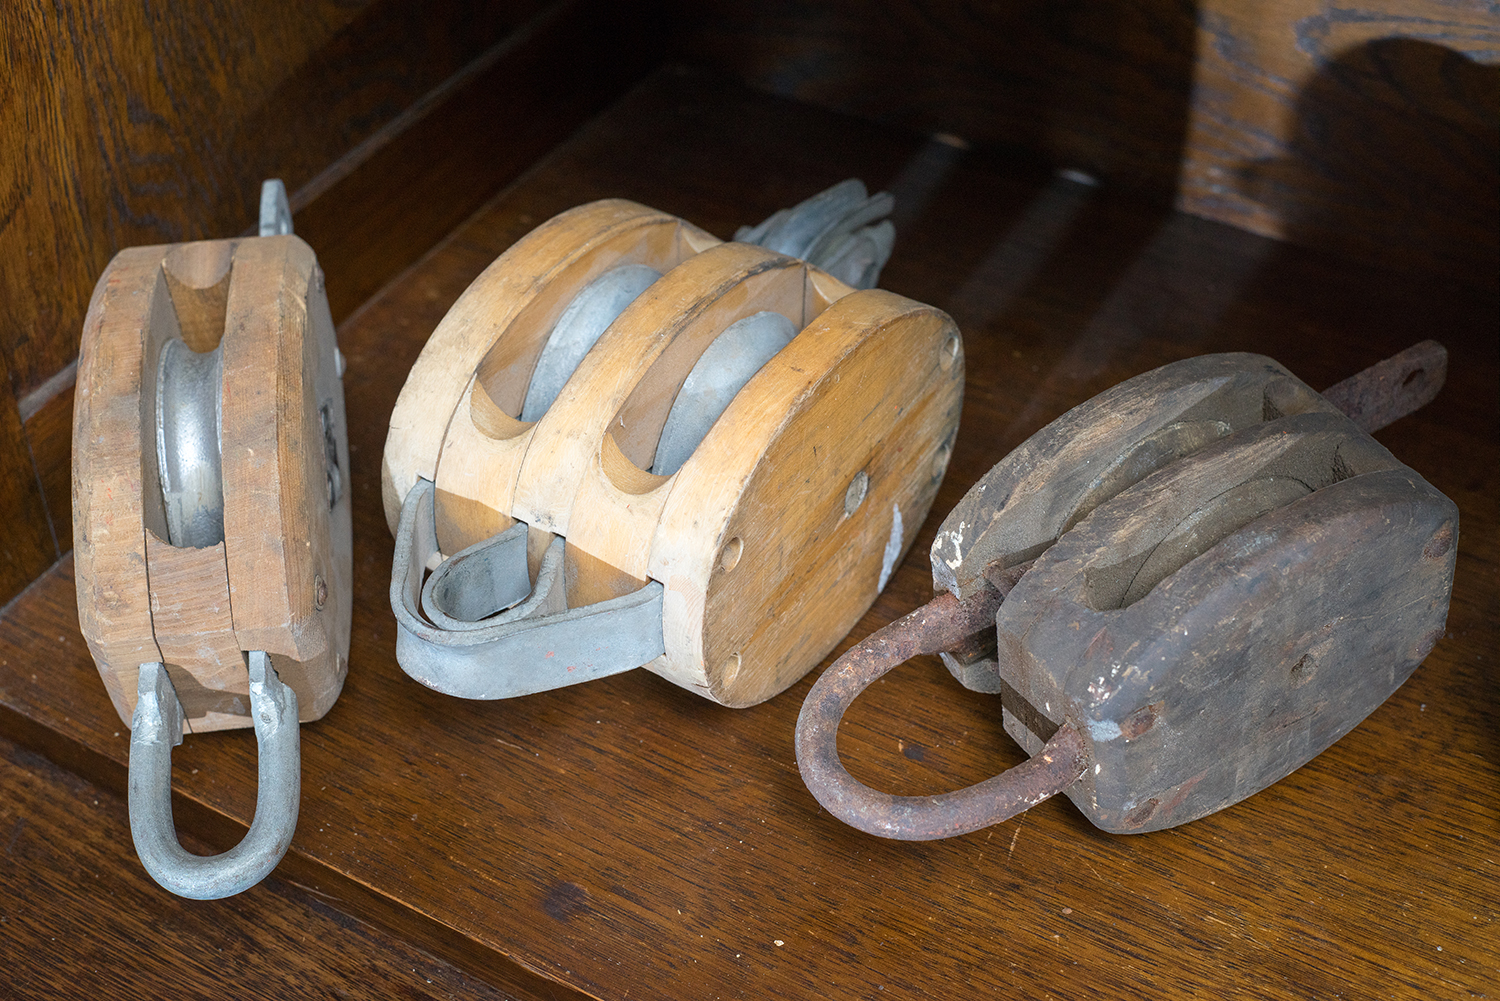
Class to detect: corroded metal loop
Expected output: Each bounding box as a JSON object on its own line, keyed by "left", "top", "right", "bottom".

{"left": 795, "top": 584, "right": 1088, "bottom": 841}
{"left": 128, "top": 652, "right": 301, "bottom": 899}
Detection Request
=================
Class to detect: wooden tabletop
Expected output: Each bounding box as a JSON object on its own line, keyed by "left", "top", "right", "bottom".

{"left": 2, "top": 68, "right": 1495, "bottom": 1000}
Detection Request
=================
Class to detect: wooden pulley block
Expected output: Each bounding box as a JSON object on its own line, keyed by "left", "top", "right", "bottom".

{"left": 73, "top": 182, "right": 351, "bottom": 896}
{"left": 797, "top": 343, "right": 1457, "bottom": 839}
{"left": 385, "top": 187, "right": 962, "bottom": 707}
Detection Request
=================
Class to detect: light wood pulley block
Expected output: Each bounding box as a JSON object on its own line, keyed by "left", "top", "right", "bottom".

{"left": 72, "top": 181, "right": 351, "bottom": 897}
{"left": 385, "top": 185, "right": 962, "bottom": 707}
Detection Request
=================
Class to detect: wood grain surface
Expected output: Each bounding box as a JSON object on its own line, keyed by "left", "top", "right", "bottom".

{"left": 1, "top": 0, "right": 548, "bottom": 400}
{"left": 8, "top": 389, "right": 72, "bottom": 580}
{"left": 0, "top": 733, "right": 514, "bottom": 1001}
{"left": 671, "top": 0, "right": 1200, "bottom": 202}
{"left": 0, "top": 351, "right": 54, "bottom": 604}
{"left": 3, "top": 68, "right": 1496, "bottom": 999}
{"left": 388, "top": 199, "right": 698, "bottom": 541}
{"left": 1183, "top": 0, "right": 1499, "bottom": 287}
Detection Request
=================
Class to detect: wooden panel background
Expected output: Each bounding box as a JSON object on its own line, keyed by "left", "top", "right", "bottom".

{"left": 1, "top": 0, "right": 553, "bottom": 402}
{"left": 1184, "top": 0, "right": 1499, "bottom": 287}
{"left": 670, "top": 0, "right": 1500, "bottom": 285}
{"left": 0, "top": 352, "right": 54, "bottom": 602}
{"left": 671, "top": 0, "right": 1202, "bottom": 203}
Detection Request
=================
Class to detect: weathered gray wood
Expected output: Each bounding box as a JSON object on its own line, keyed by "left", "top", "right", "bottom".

{"left": 929, "top": 352, "right": 1345, "bottom": 691}
{"left": 996, "top": 411, "right": 1457, "bottom": 833}
{"left": 929, "top": 353, "right": 1343, "bottom": 603}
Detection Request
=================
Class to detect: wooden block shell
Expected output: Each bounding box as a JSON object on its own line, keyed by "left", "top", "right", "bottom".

{"left": 995, "top": 411, "right": 1458, "bottom": 833}
{"left": 930, "top": 352, "right": 1349, "bottom": 693}
{"left": 73, "top": 237, "right": 351, "bottom": 732}
{"left": 73, "top": 247, "right": 171, "bottom": 723}
{"left": 392, "top": 200, "right": 963, "bottom": 706}
{"left": 649, "top": 285, "right": 962, "bottom": 706}
{"left": 931, "top": 352, "right": 1346, "bottom": 602}
{"left": 383, "top": 199, "right": 720, "bottom": 542}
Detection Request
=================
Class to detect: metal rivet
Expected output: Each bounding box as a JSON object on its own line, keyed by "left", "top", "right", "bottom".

{"left": 720, "top": 537, "right": 743, "bottom": 572}
{"left": 1123, "top": 798, "right": 1159, "bottom": 828}
{"left": 931, "top": 443, "right": 952, "bottom": 480}
{"left": 939, "top": 334, "right": 960, "bottom": 371}
{"left": 844, "top": 471, "right": 869, "bottom": 517}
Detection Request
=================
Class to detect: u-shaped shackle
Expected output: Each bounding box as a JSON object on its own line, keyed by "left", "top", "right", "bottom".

{"left": 128, "top": 652, "right": 301, "bottom": 899}
{"left": 794, "top": 578, "right": 1088, "bottom": 841}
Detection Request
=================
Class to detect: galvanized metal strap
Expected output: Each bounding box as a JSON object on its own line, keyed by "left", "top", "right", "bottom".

{"left": 391, "top": 479, "right": 664, "bottom": 699}
{"left": 795, "top": 585, "right": 1088, "bottom": 841}
{"left": 736, "top": 178, "right": 896, "bottom": 289}
{"left": 129, "top": 653, "right": 300, "bottom": 899}
{"left": 1320, "top": 339, "right": 1447, "bottom": 434}
{"left": 258, "top": 179, "right": 292, "bottom": 236}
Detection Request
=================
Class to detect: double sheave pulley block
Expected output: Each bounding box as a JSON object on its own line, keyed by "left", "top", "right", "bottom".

{"left": 796, "top": 342, "right": 1457, "bottom": 840}
{"left": 72, "top": 175, "right": 1457, "bottom": 900}
{"left": 383, "top": 184, "right": 961, "bottom": 707}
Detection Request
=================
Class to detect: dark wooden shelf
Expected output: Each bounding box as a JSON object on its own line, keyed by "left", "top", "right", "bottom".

{"left": 3, "top": 67, "right": 1495, "bottom": 1000}
{"left": 0, "top": 733, "right": 512, "bottom": 1001}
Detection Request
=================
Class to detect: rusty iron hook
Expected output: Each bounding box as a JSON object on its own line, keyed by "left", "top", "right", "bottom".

{"left": 795, "top": 569, "right": 1089, "bottom": 841}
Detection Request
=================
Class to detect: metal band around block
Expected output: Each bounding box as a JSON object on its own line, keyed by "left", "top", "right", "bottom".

{"left": 391, "top": 479, "right": 665, "bottom": 699}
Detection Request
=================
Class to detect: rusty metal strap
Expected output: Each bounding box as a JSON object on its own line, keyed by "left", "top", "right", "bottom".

{"left": 795, "top": 586, "right": 1089, "bottom": 841}
{"left": 1321, "top": 340, "right": 1446, "bottom": 434}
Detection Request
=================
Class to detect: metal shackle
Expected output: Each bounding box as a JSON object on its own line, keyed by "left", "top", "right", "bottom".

{"left": 129, "top": 654, "right": 300, "bottom": 899}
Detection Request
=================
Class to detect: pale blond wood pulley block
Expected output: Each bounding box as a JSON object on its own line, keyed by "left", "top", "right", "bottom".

{"left": 385, "top": 194, "right": 962, "bottom": 707}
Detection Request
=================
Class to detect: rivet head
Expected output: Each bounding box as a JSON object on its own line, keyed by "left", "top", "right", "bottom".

{"left": 1122, "top": 797, "right": 1159, "bottom": 829}
{"left": 939, "top": 333, "right": 960, "bottom": 371}
{"left": 844, "top": 471, "right": 869, "bottom": 517}
{"left": 720, "top": 537, "right": 743, "bottom": 572}
{"left": 1423, "top": 523, "right": 1454, "bottom": 560}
